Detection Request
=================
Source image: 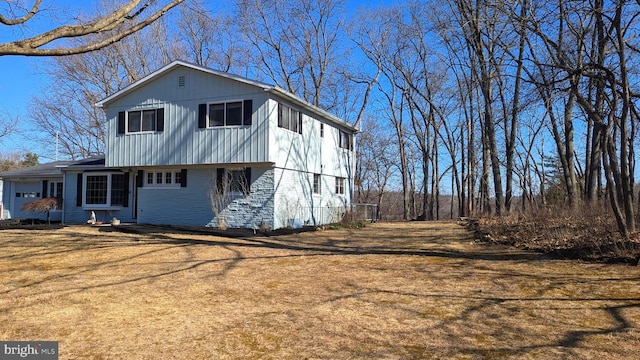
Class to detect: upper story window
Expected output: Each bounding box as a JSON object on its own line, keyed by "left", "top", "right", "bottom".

{"left": 118, "top": 108, "right": 164, "bottom": 134}
{"left": 198, "top": 100, "right": 253, "bottom": 128}
{"left": 278, "top": 103, "right": 302, "bottom": 134}
{"left": 210, "top": 101, "right": 242, "bottom": 126}
{"left": 320, "top": 123, "right": 324, "bottom": 137}
{"left": 339, "top": 130, "right": 352, "bottom": 150}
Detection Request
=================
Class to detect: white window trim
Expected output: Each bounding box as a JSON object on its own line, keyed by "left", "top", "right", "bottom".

{"left": 339, "top": 130, "right": 352, "bottom": 150}
{"left": 145, "top": 170, "right": 182, "bottom": 188}
{"left": 313, "top": 173, "right": 322, "bottom": 195}
{"left": 206, "top": 99, "right": 247, "bottom": 128}
{"left": 335, "top": 177, "right": 345, "bottom": 196}
{"left": 82, "top": 172, "right": 123, "bottom": 210}
{"left": 126, "top": 108, "right": 160, "bottom": 134}
{"left": 278, "top": 102, "right": 303, "bottom": 134}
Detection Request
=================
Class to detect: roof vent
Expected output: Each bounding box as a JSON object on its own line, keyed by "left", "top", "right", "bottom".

{"left": 178, "top": 75, "right": 186, "bottom": 87}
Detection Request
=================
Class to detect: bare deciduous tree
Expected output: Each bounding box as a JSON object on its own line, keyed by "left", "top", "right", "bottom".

{"left": 176, "top": 0, "right": 243, "bottom": 71}
{"left": 521, "top": 0, "right": 639, "bottom": 237}
{"left": 355, "top": 116, "right": 396, "bottom": 220}
{"left": 236, "top": 0, "right": 359, "bottom": 119}
{"left": 29, "top": 18, "right": 177, "bottom": 159}
{"left": 0, "top": 110, "right": 18, "bottom": 143}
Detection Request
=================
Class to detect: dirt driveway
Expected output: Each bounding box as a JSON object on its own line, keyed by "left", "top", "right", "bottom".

{"left": 1, "top": 221, "right": 639, "bottom": 359}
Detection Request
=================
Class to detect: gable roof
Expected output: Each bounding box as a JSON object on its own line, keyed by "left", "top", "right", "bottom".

{"left": 95, "top": 60, "right": 358, "bottom": 133}
{"left": 0, "top": 155, "right": 106, "bottom": 180}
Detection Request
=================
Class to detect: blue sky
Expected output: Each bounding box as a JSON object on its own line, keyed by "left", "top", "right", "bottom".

{"left": 0, "top": 0, "right": 84, "bottom": 160}
{"left": 0, "top": 55, "right": 46, "bottom": 157}
{"left": 0, "top": 0, "right": 381, "bottom": 161}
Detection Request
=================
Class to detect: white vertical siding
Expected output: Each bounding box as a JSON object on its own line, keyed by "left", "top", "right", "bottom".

{"left": 269, "top": 97, "right": 355, "bottom": 228}
{"left": 272, "top": 167, "right": 349, "bottom": 229}
{"left": 268, "top": 97, "right": 354, "bottom": 180}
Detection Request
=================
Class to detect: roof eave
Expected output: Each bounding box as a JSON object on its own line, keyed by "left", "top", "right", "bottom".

{"left": 0, "top": 173, "right": 63, "bottom": 181}
{"left": 96, "top": 60, "right": 274, "bottom": 108}
{"left": 267, "top": 87, "right": 358, "bottom": 133}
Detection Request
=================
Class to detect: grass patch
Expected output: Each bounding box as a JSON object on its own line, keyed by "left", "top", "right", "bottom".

{"left": 1, "top": 221, "right": 639, "bottom": 358}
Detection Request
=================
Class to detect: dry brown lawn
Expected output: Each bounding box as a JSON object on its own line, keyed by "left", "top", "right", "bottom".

{"left": 1, "top": 221, "right": 639, "bottom": 359}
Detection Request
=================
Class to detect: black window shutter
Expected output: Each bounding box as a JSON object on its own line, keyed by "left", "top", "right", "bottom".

{"left": 244, "top": 167, "right": 252, "bottom": 195}
{"left": 298, "top": 112, "right": 303, "bottom": 134}
{"left": 198, "top": 104, "right": 207, "bottom": 128}
{"left": 243, "top": 100, "right": 253, "bottom": 125}
{"left": 137, "top": 170, "right": 144, "bottom": 188}
{"left": 156, "top": 108, "right": 164, "bottom": 132}
{"left": 42, "top": 180, "right": 48, "bottom": 198}
{"left": 216, "top": 168, "right": 224, "bottom": 193}
{"left": 118, "top": 111, "right": 126, "bottom": 134}
{"left": 123, "top": 172, "right": 130, "bottom": 207}
{"left": 180, "top": 169, "right": 188, "bottom": 187}
{"left": 76, "top": 173, "right": 83, "bottom": 206}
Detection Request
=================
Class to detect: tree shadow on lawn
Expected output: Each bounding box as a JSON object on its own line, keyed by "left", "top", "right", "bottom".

{"left": 101, "top": 222, "right": 549, "bottom": 262}
{"left": 322, "top": 281, "right": 640, "bottom": 357}
{"left": 2, "top": 222, "right": 639, "bottom": 357}
{"left": 123, "top": 223, "right": 639, "bottom": 356}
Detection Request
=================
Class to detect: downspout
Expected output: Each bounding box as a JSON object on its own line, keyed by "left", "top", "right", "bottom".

{"left": 9, "top": 181, "right": 15, "bottom": 219}
{"left": 56, "top": 165, "right": 68, "bottom": 225}
{"left": 351, "top": 131, "right": 356, "bottom": 209}
{"left": 61, "top": 175, "right": 65, "bottom": 224}
{"left": 351, "top": 127, "right": 360, "bottom": 218}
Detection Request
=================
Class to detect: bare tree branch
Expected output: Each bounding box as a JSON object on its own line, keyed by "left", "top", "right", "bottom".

{"left": 0, "top": 0, "right": 184, "bottom": 56}
{"left": 0, "top": 0, "right": 41, "bottom": 25}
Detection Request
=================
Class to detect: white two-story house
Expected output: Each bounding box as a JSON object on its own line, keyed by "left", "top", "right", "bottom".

{"left": 1, "top": 61, "right": 357, "bottom": 229}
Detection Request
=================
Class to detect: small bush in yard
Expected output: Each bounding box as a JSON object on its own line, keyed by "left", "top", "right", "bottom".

{"left": 20, "top": 198, "right": 58, "bottom": 225}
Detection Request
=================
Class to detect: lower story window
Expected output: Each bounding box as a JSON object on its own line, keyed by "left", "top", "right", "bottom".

{"left": 335, "top": 177, "right": 345, "bottom": 195}
{"left": 86, "top": 175, "right": 108, "bottom": 205}
{"left": 216, "top": 168, "right": 251, "bottom": 195}
{"left": 50, "top": 181, "right": 64, "bottom": 208}
{"left": 313, "top": 174, "right": 321, "bottom": 194}
{"left": 110, "top": 174, "right": 126, "bottom": 206}
{"left": 84, "top": 173, "right": 126, "bottom": 208}
{"left": 145, "top": 170, "right": 182, "bottom": 188}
